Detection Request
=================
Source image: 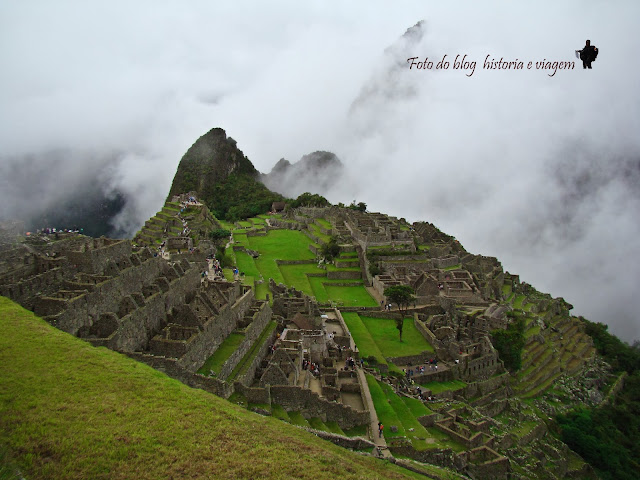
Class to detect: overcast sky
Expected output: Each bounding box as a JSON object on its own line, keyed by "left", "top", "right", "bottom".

{"left": 1, "top": 1, "right": 639, "bottom": 341}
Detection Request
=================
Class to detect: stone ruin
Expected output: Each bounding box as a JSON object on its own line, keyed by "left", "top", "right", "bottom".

{"left": 0, "top": 202, "right": 602, "bottom": 480}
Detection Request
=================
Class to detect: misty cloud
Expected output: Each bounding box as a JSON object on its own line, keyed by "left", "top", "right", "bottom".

{"left": 1, "top": 1, "right": 639, "bottom": 341}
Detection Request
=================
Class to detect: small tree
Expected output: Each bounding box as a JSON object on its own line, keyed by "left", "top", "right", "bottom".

{"left": 320, "top": 236, "right": 341, "bottom": 262}
{"left": 384, "top": 285, "right": 415, "bottom": 341}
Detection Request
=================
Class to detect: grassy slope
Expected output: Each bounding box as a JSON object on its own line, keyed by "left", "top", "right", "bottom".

{"left": 241, "top": 229, "right": 375, "bottom": 306}
{"left": 0, "top": 297, "right": 421, "bottom": 480}
{"left": 359, "top": 316, "right": 434, "bottom": 356}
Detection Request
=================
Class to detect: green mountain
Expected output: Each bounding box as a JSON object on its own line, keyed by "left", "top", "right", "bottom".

{"left": 167, "top": 128, "right": 284, "bottom": 221}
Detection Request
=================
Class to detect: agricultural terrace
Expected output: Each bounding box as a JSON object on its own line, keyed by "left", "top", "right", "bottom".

{"left": 366, "top": 374, "right": 465, "bottom": 453}
{"left": 341, "top": 313, "right": 433, "bottom": 371}
{"left": 225, "top": 225, "right": 377, "bottom": 307}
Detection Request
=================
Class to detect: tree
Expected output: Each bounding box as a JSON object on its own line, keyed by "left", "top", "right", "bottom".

{"left": 291, "top": 192, "right": 330, "bottom": 208}
{"left": 383, "top": 285, "right": 415, "bottom": 341}
{"left": 348, "top": 200, "right": 367, "bottom": 212}
{"left": 320, "top": 237, "right": 340, "bottom": 261}
{"left": 209, "top": 229, "right": 231, "bottom": 245}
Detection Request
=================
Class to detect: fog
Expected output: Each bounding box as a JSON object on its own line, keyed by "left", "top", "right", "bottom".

{"left": 1, "top": 1, "right": 639, "bottom": 341}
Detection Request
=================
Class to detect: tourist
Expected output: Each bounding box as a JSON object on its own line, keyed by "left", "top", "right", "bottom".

{"left": 378, "top": 422, "right": 384, "bottom": 438}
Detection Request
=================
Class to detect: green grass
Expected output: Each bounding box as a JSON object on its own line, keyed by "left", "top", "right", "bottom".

{"left": 287, "top": 411, "right": 311, "bottom": 427}
{"left": 420, "top": 380, "right": 466, "bottom": 394}
{"left": 326, "top": 264, "right": 360, "bottom": 272}
{"left": 248, "top": 230, "right": 315, "bottom": 260}
{"left": 378, "top": 381, "right": 431, "bottom": 449}
{"left": 197, "top": 333, "right": 245, "bottom": 375}
{"left": 513, "top": 294, "right": 526, "bottom": 309}
{"left": 342, "top": 313, "right": 389, "bottom": 367}
{"left": 271, "top": 404, "right": 291, "bottom": 422}
{"left": 366, "top": 375, "right": 405, "bottom": 437}
{"left": 227, "top": 321, "right": 277, "bottom": 382}
{"left": 308, "top": 417, "right": 328, "bottom": 431}
{"left": 221, "top": 229, "right": 377, "bottom": 307}
{"left": 0, "top": 297, "right": 421, "bottom": 480}
{"left": 309, "top": 223, "right": 331, "bottom": 243}
{"left": 324, "top": 286, "right": 377, "bottom": 307}
{"left": 367, "top": 376, "right": 464, "bottom": 452}
{"left": 235, "top": 251, "right": 261, "bottom": 278}
{"left": 442, "top": 264, "right": 462, "bottom": 271}
{"left": 401, "top": 396, "right": 433, "bottom": 417}
{"left": 315, "top": 218, "right": 332, "bottom": 229}
{"left": 279, "top": 263, "right": 317, "bottom": 295}
{"left": 343, "top": 424, "right": 369, "bottom": 437}
{"left": 325, "top": 421, "right": 346, "bottom": 435}
{"left": 359, "top": 316, "right": 433, "bottom": 357}
{"left": 222, "top": 268, "right": 235, "bottom": 282}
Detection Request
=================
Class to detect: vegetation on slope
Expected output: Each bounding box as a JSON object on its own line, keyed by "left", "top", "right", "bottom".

{"left": 0, "top": 297, "right": 422, "bottom": 480}
{"left": 556, "top": 320, "right": 640, "bottom": 480}
{"left": 167, "top": 128, "right": 285, "bottom": 221}
{"left": 491, "top": 316, "right": 525, "bottom": 371}
{"left": 207, "top": 173, "right": 285, "bottom": 221}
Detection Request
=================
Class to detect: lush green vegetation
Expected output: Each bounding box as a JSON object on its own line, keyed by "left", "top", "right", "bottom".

{"left": 366, "top": 375, "right": 462, "bottom": 452}
{"left": 207, "top": 173, "right": 286, "bottom": 221}
{"left": 320, "top": 236, "right": 340, "bottom": 260}
{"left": 340, "top": 313, "right": 431, "bottom": 371}
{"left": 0, "top": 297, "right": 420, "bottom": 480}
{"left": 289, "top": 192, "right": 330, "bottom": 208}
{"left": 491, "top": 317, "right": 525, "bottom": 371}
{"left": 227, "top": 228, "right": 376, "bottom": 306}
{"left": 583, "top": 320, "right": 640, "bottom": 374}
{"left": 359, "top": 316, "right": 433, "bottom": 357}
{"left": 342, "top": 312, "right": 391, "bottom": 369}
{"left": 556, "top": 320, "right": 640, "bottom": 480}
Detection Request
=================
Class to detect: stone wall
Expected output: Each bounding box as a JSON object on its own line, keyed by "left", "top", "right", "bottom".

{"left": 0, "top": 267, "right": 66, "bottom": 309}
{"left": 459, "top": 374, "right": 509, "bottom": 400}
{"left": 66, "top": 239, "right": 132, "bottom": 275}
{"left": 218, "top": 302, "right": 271, "bottom": 379}
{"left": 270, "top": 385, "right": 369, "bottom": 430}
{"left": 236, "top": 326, "right": 279, "bottom": 387}
{"left": 327, "top": 270, "right": 362, "bottom": 280}
{"left": 414, "top": 317, "right": 439, "bottom": 346}
{"left": 388, "top": 444, "right": 465, "bottom": 472}
{"left": 387, "top": 352, "right": 435, "bottom": 366}
{"left": 45, "top": 259, "right": 205, "bottom": 355}
{"left": 41, "top": 257, "right": 166, "bottom": 330}
{"left": 178, "top": 286, "right": 255, "bottom": 373}
{"left": 234, "top": 383, "right": 270, "bottom": 404}
{"left": 303, "top": 428, "right": 374, "bottom": 451}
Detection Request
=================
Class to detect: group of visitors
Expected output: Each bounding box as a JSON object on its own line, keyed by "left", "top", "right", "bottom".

{"left": 344, "top": 356, "right": 357, "bottom": 370}
{"left": 302, "top": 359, "right": 320, "bottom": 376}
{"left": 207, "top": 255, "right": 223, "bottom": 277}
{"left": 39, "top": 226, "right": 80, "bottom": 234}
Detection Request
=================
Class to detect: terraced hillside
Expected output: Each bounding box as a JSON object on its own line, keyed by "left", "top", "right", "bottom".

{"left": 0, "top": 202, "right": 614, "bottom": 480}
{"left": 0, "top": 297, "right": 420, "bottom": 480}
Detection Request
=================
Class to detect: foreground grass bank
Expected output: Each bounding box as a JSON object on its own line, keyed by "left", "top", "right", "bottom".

{"left": 0, "top": 297, "right": 421, "bottom": 480}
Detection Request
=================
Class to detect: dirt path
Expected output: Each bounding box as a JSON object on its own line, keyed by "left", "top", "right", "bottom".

{"left": 356, "top": 367, "right": 393, "bottom": 458}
